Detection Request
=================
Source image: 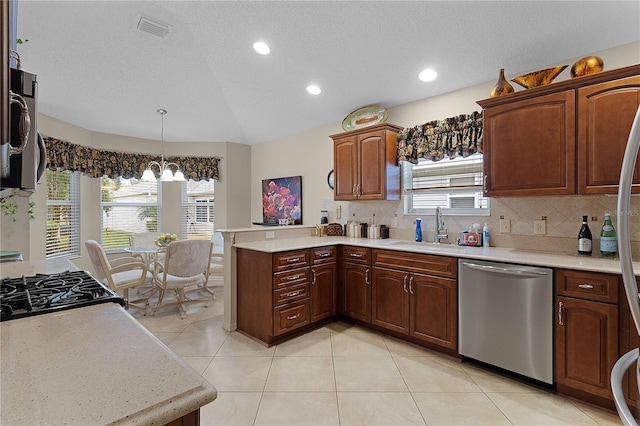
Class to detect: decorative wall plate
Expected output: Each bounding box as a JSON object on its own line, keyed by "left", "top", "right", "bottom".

{"left": 342, "top": 105, "right": 388, "bottom": 131}
{"left": 327, "top": 170, "right": 334, "bottom": 189}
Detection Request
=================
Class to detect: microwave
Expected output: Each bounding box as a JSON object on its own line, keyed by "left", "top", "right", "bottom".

{"left": 1, "top": 67, "right": 46, "bottom": 193}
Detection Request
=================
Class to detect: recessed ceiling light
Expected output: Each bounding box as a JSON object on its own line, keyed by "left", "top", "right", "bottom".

{"left": 419, "top": 69, "right": 438, "bottom": 82}
{"left": 307, "top": 85, "right": 321, "bottom": 95}
{"left": 253, "top": 41, "right": 270, "bottom": 55}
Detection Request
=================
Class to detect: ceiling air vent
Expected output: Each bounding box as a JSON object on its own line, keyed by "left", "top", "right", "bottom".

{"left": 135, "top": 14, "right": 170, "bottom": 39}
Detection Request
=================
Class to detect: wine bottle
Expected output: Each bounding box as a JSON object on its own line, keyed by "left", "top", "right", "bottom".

{"left": 415, "top": 218, "right": 422, "bottom": 242}
{"left": 600, "top": 212, "right": 617, "bottom": 258}
{"left": 577, "top": 215, "right": 592, "bottom": 255}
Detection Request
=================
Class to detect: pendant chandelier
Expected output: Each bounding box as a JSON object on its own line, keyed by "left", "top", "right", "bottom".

{"left": 142, "top": 109, "right": 185, "bottom": 182}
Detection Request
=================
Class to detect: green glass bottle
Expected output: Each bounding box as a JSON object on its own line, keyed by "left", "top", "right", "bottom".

{"left": 599, "top": 212, "right": 617, "bottom": 258}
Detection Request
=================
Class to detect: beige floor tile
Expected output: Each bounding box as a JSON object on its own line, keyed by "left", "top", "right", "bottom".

{"left": 331, "top": 331, "right": 391, "bottom": 357}
{"left": 461, "top": 362, "right": 549, "bottom": 393}
{"left": 199, "top": 391, "right": 262, "bottom": 426}
{"left": 167, "top": 331, "right": 228, "bottom": 357}
{"left": 334, "top": 356, "right": 408, "bottom": 391}
{"left": 264, "top": 356, "right": 335, "bottom": 391}
{"left": 274, "top": 331, "right": 332, "bottom": 356}
{"left": 571, "top": 400, "right": 622, "bottom": 425}
{"left": 184, "top": 316, "right": 226, "bottom": 333}
{"left": 413, "top": 392, "right": 511, "bottom": 425}
{"left": 216, "top": 332, "right": 276, "bottom": 357}
{"left": 394, "top": 356, "right": 482, "bottom": 392}
{"left": 254, "top": 392, "right": 339, "bottom": 426}
{"left": 383, "top": 335, "right": 438, "bottom": 357}
{"left": 487, "top": 392, "right": 599, "bottom": 425}
{"left": 151, "top": 331, "right": 179, "bottom": 346}
{"left": 202, "top": 357, "right": 273, "bottom": 391}
{"left": 337, "top": 391, "right": 426, "bottom": 426}
{"left": 181, "top": 356, "right": 213, "bottom": 375}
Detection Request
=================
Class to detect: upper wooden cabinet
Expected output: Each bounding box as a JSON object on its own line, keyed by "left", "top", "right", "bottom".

{"left": 478, "top": 64, "right": 640, "bottom": 196}
{"left": 578, "top": 74, "right": 640, "bottom": 194}
{"left": 331, "top": 123, "right": 403, "bottom": 201}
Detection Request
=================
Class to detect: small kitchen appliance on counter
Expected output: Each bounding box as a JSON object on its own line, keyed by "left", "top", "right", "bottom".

{"left": 0, "top": 270, "right": 124, "bottom": 322}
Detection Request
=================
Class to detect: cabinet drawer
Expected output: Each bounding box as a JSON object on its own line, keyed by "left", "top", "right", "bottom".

{"left": 372, "top": 249, "right": 457, "bottom": 278}
{"left": 341, "top": 246, "right": 371, "bottom": 264}
{"left": 311, "top": 246, "right": 337, "bottom": 264}
{"left": 273, "top": 250, "right": 309, "bottom": 271}
{"left": 556, "top": 269, "right": 619, "bottom": 303}
{"left": 273, "top": 283, "right": 310, "bottom": 306}
{"left": 273, "top": 299, "right": 310, "bottom": 336}
{"left": 273, "top": 267, "right": 310, "bottom": 289}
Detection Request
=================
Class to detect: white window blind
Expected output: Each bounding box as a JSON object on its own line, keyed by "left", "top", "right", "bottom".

{"left": 100, "top": 177, "right": 161, "bottom": 250}
{"left": 46, "top": 170, "right": 80, "bottom": 257}
{"left": 182, "top": 179, "right": 215, "bottom": 240}
{"left": 403, "top": 153, "right": 489, "bottom": 215}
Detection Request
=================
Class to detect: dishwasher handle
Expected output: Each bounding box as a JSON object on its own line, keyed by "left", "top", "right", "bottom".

{"left": 461, "top": 261, "right": 548, "bottom": 278}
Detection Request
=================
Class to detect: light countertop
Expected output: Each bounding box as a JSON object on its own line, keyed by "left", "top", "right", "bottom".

{"left": 1, "top": 303, "right": 217, "bottom": 425}
{"left": 233, "top": 236, "right": 640, "bottom": 276}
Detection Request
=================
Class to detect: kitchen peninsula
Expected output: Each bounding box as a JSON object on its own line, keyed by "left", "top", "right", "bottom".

{"left": 0, "top": 261, "right": 217, "bottom": 426}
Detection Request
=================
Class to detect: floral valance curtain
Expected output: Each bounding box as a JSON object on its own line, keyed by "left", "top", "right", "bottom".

{"left": 396, "top": 111, "right": 483, "bottom": 164}
{"left": 44, "top": 137, "right": 220, "bottom": 181}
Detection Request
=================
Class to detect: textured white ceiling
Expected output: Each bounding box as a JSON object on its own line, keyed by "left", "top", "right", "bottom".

{"left": 15, "top": 1, "right": 640, "bottom": 145}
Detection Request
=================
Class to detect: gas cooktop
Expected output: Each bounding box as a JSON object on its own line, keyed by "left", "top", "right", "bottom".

{"left": 0, "top": 270, "right": 125, "bottom": 322}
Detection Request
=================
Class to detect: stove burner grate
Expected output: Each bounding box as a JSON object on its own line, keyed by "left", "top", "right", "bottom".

{"left": 0, "top": 270, "right": 125, "bottom": 321}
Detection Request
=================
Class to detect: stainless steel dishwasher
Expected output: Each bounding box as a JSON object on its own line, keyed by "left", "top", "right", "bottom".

{"left": 458, "top": 259, "right": 553, "bottom": 385}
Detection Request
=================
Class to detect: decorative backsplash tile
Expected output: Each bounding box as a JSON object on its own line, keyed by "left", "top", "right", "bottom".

{"left": 323, "top": 194, "right": 640, "bottom": 256}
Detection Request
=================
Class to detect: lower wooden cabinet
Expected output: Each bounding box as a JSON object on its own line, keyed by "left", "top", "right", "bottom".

{"left": 311, "top": 262, "right": 337, "bottom": 322}
{"left": 342, "top": 262, "right": 371, "bottom": 322}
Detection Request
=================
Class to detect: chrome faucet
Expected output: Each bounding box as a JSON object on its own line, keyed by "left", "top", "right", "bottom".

{"left": 434, "top": 207, "right": 448, "bottom": 243}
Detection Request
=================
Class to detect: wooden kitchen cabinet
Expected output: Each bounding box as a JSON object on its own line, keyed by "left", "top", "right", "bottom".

{"left": 479, "top": 90, "right": 576, "bottom": 196}
{"left": 310, "top": 246, "right": 337, "bottom": 323}
{"left": 556, "top": 269, "right": 620, "bottom": 404}
{"left": 578, "top": 74, "right": 640, "bottom": 194}
{"left": 477, "top": 64, "right": 640, "bottom": 196}
{"left": 331, "top": 123, "right": 403, "bottom": 201}
{"left": 371, "top": 249, "right": 457, "bottom": 351}
{"left": 339, "top": 246, "right": 371, "bottom": 322}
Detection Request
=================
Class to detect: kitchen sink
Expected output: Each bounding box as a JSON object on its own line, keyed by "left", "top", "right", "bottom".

{"left": 383, "top": 240, "right": 467, "bottom": 249}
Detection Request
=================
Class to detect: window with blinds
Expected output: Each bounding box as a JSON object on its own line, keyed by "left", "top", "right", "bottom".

{"left": 100, "top": 177, "right": 161, "bottom": 250}
{"left": 403, "top": 153, "right": 489, "bottom": 215}
{"left": 182, "top": 179, "right": 215, "bottom": 240}
{"left": 46, "top": 170, "right": 80, "bottom": 257}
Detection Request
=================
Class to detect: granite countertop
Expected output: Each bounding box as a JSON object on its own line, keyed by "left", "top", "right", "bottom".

{"left": 233, "top": 236, "right": 639, "bottom": 276}
{"left": 0, "top": 303, "right": 217, "bottom": 425}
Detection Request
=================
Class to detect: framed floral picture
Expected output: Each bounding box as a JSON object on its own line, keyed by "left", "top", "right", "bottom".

{"left": 261, "top": 176, "right": 302, "bottom": 225}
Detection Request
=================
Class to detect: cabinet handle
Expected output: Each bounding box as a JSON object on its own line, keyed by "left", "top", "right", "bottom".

{"left": 357, "top": 183, "right": 361, "bottom": 199}
{"left": 312, "top": 269, "right": 317, "bottom": 284}
{"left": 558, "top": 301, "right": 564, "bottom": 326}
{"left": 403, "top": 276, "right": 408, "bottom": 293}
{"left": 286, "top": 275, "right": 301, "bottom": 281}
{"left": 483, "top": 174, "right": 488, "bottom": 193}
{"left": 286, "top": 257, "right": 300, "bottom": 263}
{"left": 578, "top": 284, "right": 594, "bottom": 289}
{"left": 353, "top": 184, "right": 357, "bottom": 197}
{"left": 317, "top": 252, "right": 330, "bottom": 258}
{"left": 409, "top": 276, "right": 414, "bottom": 294}
{"left": 365, "top": 268, "right": 370, "bottom": 285}
{"left": 349, "top": 252, "right": 363, "bottom": 258}
{"left": 286, "top": 291, "right": 300, "bottom": 297}
{"left": 287, "top": 313, "right": 300, "bottom": 320}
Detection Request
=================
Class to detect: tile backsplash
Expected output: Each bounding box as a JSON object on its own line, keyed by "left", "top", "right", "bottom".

{"left": 323, "top": 194, "right": 640, "bottom": 257}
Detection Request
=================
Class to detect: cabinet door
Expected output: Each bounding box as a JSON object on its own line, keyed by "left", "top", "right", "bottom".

{"left": 371, "top": 267, "right": 409, "bottom": 334}
{"left": 311, "top": 262, "right": 337, "bottom": 323}
{"left": 334, "top": 135, "right": 358, "bottom": 200}
{"left": 342, "top": 262, "right": 371, "bottom": 322}
{"left": 410, "top": 273, "right": 457, "bottom": 350}
{"left": 578, "top": 75, "right": 640, "bottom": 194}
{"left": 358, "top": 130, "right": 385, "bottom": 200}
{"left": 483, "top": 90, "right": 576, "bottom": 196}
{"left": 556, "top": 296, "right": 618, "bottom": 399}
